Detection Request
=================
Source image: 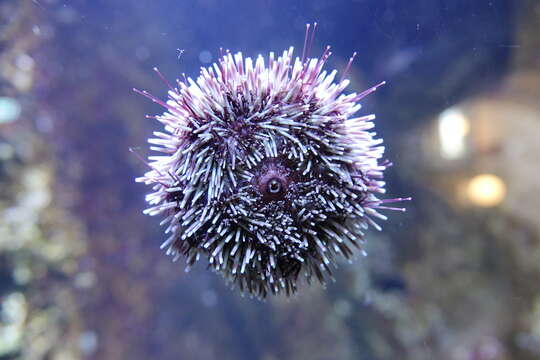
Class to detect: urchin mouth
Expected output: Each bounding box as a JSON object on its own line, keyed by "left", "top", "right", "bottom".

{"left": 253, "top": 160, "right": 290, "bottom": 201}
{"left": 257, "top": 170, "right": 289, "bottom": 200}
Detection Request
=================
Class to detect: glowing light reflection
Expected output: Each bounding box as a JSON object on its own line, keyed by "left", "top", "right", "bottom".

{"left": 466, "top": 174, "right": 506, "bottom": 207}
{"left": 438, "top": 107, "right": 470, "bottom": 159}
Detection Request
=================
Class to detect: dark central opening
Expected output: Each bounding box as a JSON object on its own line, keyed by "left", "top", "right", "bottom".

{"left": 257, "top": 169, "right": 289, "bottom": 201}
{"left": 261, "top": 175, "right": 287, "bottom": 200}
{"left": 267, "top": 178, "right": 283, "bottom": 194}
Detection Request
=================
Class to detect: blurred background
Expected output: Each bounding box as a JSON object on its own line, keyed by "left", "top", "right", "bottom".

{"left": 1, "top": 0, "right": 539, "bottom": 359}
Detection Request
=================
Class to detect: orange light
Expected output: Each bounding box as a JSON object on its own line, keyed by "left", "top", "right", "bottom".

{"left": 466, "top": 174, "right": 506, "bottom": 207}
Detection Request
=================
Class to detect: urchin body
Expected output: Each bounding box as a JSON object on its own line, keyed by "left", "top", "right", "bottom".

{"left": 136, "top": 39, "right": 406, "bottom": 298}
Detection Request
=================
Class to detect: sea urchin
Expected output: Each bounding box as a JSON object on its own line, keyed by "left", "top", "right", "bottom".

{"left": 135, "top": 25, "right": 408, "bottom": 298}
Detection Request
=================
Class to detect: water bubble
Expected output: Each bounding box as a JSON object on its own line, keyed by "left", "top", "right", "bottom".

{"left": 0, "top": 97, "right": 21, "bottom": 124}
{"left": 199, "top": 50, "right": 212, "bottom": 64}
{"left": 201, "top": 290, "right": 217, "bottom": 307}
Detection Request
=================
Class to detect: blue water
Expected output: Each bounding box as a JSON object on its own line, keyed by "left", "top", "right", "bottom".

{"left": 1, "top": 0, "right": 536, "bottom": 359}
